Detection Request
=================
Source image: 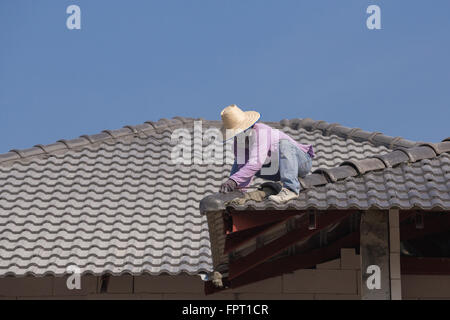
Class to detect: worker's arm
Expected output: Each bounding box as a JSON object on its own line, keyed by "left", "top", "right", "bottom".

{"left": 220, "top": 158, "right": 252, "bottom": 192}
{"left": 228, "top": 159, "right": 253, "bottom": 189}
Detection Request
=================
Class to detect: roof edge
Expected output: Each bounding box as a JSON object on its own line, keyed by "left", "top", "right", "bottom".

{"left": 0, "top": 116, "right": 434, "bottom": 168}
{"left": 0, "top": 117, "right": 199, "bottom": 167}
{"left": 205, "top": 139, "right": 450, "bottom": 210}
{"left": 278, "top": 118, "right": 419, "bottom": 149}
{"left": 200, "top": 191, "right": 245, "bottom": 214}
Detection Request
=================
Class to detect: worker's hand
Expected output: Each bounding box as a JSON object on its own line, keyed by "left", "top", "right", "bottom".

{"left": 220, "top": 179, "right": 237, "bottom": 193}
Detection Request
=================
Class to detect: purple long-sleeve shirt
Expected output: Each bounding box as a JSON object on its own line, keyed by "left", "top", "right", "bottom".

{"left": 230, "top": 123, "right": 314, "bottom": 187}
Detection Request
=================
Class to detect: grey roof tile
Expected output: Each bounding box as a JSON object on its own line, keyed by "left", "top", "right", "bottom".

{"left": 348, "top": 130, "right": 380, "bottom": 142}
{"left": 420, "top": 141, "right": 450, "bottom": 155}
{"left": 340, "top": 158, "right": 385, "bottom": 175}
{"left": 396, "top": 145, "right": 436, "bottom": 162}
{"left": 300, "top": 173, "right": 329, "bottom": 188}
{"left": 373, "top": 149, "right": 410, "bottom": 168}
{"left": 33, "top": 142, "right": 67, "bottom": 154}
{"left": 0, "top": 152, "right": 21, "bottom": 162}
{"left": 9, "top": 147, "right": 43, "bottom": 158}
{"left": 101, "top": 128, "right": 133, "bottom": 139}
{"left": 57, "top": 137, "right": 91, "bottom": 150}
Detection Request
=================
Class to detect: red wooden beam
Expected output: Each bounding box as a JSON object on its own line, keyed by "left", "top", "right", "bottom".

{"left": 399, "top": 210, "right": 449, "bottom": 223}
{"left": 401, "top": 257, "right": 450, "bottom": 275}
{"left": 308, "top": 210, "right": 317, "bottom": 230}
{"left": 204, "top": 231, "right": 360, "bottom": 294}
{"left": 230, "top": 231, "right": 359, "bottom": 289}
{"left": 400, "top": 213, "right": 450, "bottom": 241}
{"left": 228, "top": 210, "right": 356, "bottom": 280}
{"left": 230, "top": 210, "right": 302, "bottom": 232}
{"left": 224, "top": 218, "right": 292, "bottom": 254}
{"left": 400, "top": 211, "right": 416, "bottom": 224}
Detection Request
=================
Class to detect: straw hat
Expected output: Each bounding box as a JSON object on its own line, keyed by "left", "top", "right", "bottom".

{"left": 220, "top": 104, "right": 260, "bottom": 141}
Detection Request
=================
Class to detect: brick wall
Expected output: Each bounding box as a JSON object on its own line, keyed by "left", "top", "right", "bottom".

{"left": 1, "top": 249, "right": 449, "bottom": 300}
{"left": 402, "top": 275, "right": 450, "bottom": 300}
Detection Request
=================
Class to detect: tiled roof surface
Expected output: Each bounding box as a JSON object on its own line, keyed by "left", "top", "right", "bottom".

{"left": 229, "top": 150, "right": 450, "bottom": 211}
{"left": 0, "top": 118, "right": 218, "bottom": 276}
{"left": 266, "top": 125, "right": 391, "bottom": 171}
{"left": 0, "top": 116, "right": 427, "bottom": 277}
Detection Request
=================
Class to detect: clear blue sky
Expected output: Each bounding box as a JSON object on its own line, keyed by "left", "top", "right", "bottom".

{"left": 1, "top": 1, "right": 449, "bottom": 153}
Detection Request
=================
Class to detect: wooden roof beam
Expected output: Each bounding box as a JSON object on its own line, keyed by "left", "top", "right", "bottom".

{"left": 224, "top": 218, "right": 292, "bottom": 254}
{"left": 401, "top": 213, "right": 450, "bottom": 241}
{"left": 204, "top": 231, "right": 360, "bottom": 295}
{"left": 228, "top": 210, "right": 356, "bottom": 280}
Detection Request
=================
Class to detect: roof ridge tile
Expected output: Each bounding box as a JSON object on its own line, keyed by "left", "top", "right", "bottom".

{"left": 388, "top": 136, "right": 404, "bottom": 149}
{"left": 102, "top": 127, "right": 133, "bottom": 139}
{"left": 33, "top": 142, "right": 67, "bottom": 154}
{"left": 346, "top": 127, "right": 362, "bottom": 139}
{"left": 312, "top": 168, "right": 334, "bottom": 183}
{"left": 300, "top": 173, "right": 329, "bottom": 188}
{"left": 339, "top": 157, "right": 385, "bottom": 175}
{"left": 372, "top": 150, "right": 410, "bottom": 168}
{"left": 0, "top": 117, "right": 196, "bottom": 166}
{"left": 394, "top": 145, "right": 436, "bottom": 163}
{"left": 57, "top": 137, "right": 91, "bottom": 149}
{"left": 312, "top": 120, "right": 331, "bottom": 131}
{"left": 0, "top": 152, "right": 21, "bottom": 162}
{"left": 420, "top": 142, "right": 450, "bottom": 155}
{"left": 277, "top": 118, "right": 418, "bottom": 149}
{"left": 323, "top": 123, "right": 340, "bottom": 136}
{"left": 328, "top": 125, "right": 353, "bottom": 137}
{"left": 312, "top": 165, "right": 358, "bottom": 183}
{"left": 9, "top": 147, "right": 43, "bottom": 159}
{"left": 298, "top": 118, "right": 316, "bottom": 129}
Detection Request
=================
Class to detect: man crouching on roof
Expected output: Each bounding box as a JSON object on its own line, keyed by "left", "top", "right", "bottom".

{"left": 219, "top": 104, "right": 315, "bottom": 204}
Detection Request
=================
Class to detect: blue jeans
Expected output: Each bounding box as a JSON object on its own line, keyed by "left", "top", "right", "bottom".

{"left": 231, "top": 139, "right": 312, "bottom": 194}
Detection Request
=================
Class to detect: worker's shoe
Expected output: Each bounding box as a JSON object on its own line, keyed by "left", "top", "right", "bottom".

{"left": 268, "top": 187, "right": 298, "bottom": 204}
